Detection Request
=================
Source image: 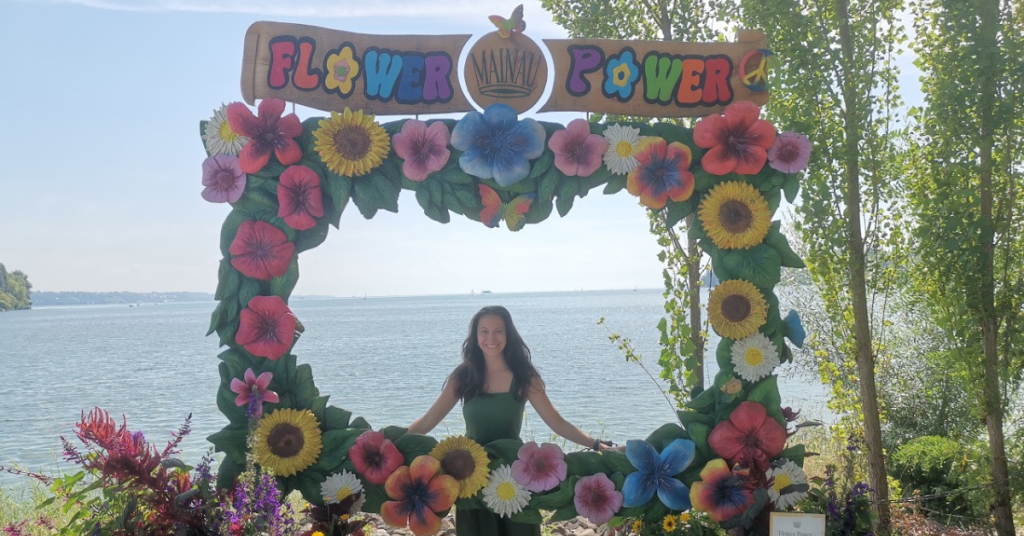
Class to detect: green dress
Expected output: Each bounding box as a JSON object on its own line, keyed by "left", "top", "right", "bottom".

{"left": 457, "top": 380, "right": 542, "bottom": 536}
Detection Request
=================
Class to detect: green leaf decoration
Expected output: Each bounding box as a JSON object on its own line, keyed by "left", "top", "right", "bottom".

{"left": 765, "top": 188, "right": 782, "bottom": 214}
{"left": 677, "top": 410, "right": 715, "bottom": 426}
{"left": 765, "top": 221, "right": 805, "bottom": 268}
{"left": 547, "top": 502, "right": 579, "bottom": 523}
{"left": 323, "top": 173, "right": 352, "bottom": 229}
{"left": 530, "top": 478, "right": 575, "bottom": 510}
{"left": 692, "top": 169, "right": 719, "bottom": 191}
{"left": 603, "top": 175, "right": 627, "bottom": 194}
{"left": 720, "top": 245, "right": 782, "bottom": 289}
{"left": 538, "top": 168, "right": 562, "bottom": 202}
{"left": 219, "top": 210, "right": 249, "bottom": 257}
{"left": 215, "top": 260, "right": 240, "bottom": 301}
{"left": 215, "top": 383, "right": 247, "bottom": 426}
{"left": 782, "top": 173, "right": 800, "bottom": 203}
{"left": 529, "top": 151, "right": 554, "bottom": 180}
{"left": 600, "top": 450, "right": 637, "bottom": 476}
{"left": 524, "top": 198, "right": 554, "bottom": 224}
{"left": 296, "top": 474, "right": 325, "bottom": 507}
{"left": 215, "top": 456, "right": 244, "bottom": 491}
{"left": 270, "top": 258, "right": 300, "bottom": 299}
{"left": 362, "top": 483, "right": 389, "bottom": 512}
{"left": 746, "top": 377, "right": 782, "bottom": 416}
{"left": 483, "top": 438, "right": 523, "bottom": 464}
{"left": 207, "top": 425, "right": 248, "bottom": 461}
{"left": 644, "top": 423, "right": 689, "bottom": 450}
{"left": 778, "top": 444, "right": 806, "bottom": 467}
{"left": 207, "top": 301, "right": 225, "bottom": 336}
{"left": 686, "top": 386, "right": 716, "bottom": 411}
{"left": 564, "top": 451, "right": 606, "bottom": 477}
{"left": 511, "top": 510, "right": 543, "bottom": 524}
{"left": 394, "top": 434, "right": 439, "bottom": 464}
{"left": 349, "top": 416, "right": 372, "bottom": 430}
{"left": 351, "top": 170, "right": 400, "bottom": 218}
{"left": 323, "top": 406, "right": 352, "bottom": 430}
{"left": 310, "top": 428, "right": 358, "bottom": 473}
{"left": 687, "top": 422, "right": 714, "bottom": 461}
{"left": 381, "top": 425, "right": 407, "bottom": 442}
{"left": 237, "top": 278, "right": 261, "bottom": 309}
{"left": 291, "top": 364, "right": 318, "bottom": 407}
{"left": 665, "top": 198, "right": 695, "bottom": 227}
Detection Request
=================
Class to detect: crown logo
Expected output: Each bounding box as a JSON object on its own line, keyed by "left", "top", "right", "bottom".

{"left": 794, "top": 521, "right": 802, "bottom": 528}
{"left": 469, "top": 46, "right": 542, "bottom": 98}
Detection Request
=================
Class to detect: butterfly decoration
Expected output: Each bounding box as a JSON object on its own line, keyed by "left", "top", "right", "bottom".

{"left": 479, "top": 183, "right": 535, "bottom": 232}
{"left": 489, "top": 4, "right": 526, "bottom": 39}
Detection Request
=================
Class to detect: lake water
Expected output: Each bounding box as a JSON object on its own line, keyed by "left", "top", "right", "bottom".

{"left": 0, "top": 289, "right": 829, "bottom": 487}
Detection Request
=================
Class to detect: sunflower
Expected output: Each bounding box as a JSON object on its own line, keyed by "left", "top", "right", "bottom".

{"left": 253, "top": 408, "right": 323, "bottom": 477}
{"left": 662, "top": 514, "right": 677, "bottom": 532}
{"left": 698, "top": 181, "right": 772, "bottom": 250}
{"left": 632, "top": 519, "right": 643, "bottom": 534}
{"left": 708, "top": 279, "right": 768, "bottom": 340}
{"left": 313, "top": 108, "right": 390, "bottom": 177}
{"left": 429, "top": 436, "right": 491, "bottom": 498}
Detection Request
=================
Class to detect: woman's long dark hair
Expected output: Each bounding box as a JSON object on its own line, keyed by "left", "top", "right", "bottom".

{"left": 449, "top": 306, "right": 542, "bottom": 401}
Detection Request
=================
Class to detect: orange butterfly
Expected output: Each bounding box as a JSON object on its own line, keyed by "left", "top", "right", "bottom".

{"left": 489, "top": 4, "right": 526, "bottom": 38}
{"left": 479, "top": 184, "right": 534, "bottom": 232}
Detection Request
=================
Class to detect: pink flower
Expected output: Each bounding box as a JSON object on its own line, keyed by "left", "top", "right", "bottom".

{"left": 235, "top": 296, "right": 297, "bottom": 360}
{"left": 511, "top": 441, "right": 567, "bottom": 492}
{"left": 392, "top": 120, "right": 451, "bottom": 182}
{"left": 227, "top": 98, "right": 303, "bottom": 174}
{"left": 693, "top": 101, "right": 776, "bottom": 176}
{"left": 573, "top": 473, "right": 622, "bottom": 525}
{"left": 277, "top": 165, "right": 324, "bottom": 231}
{"left": 201, "top": 155, "right": 246, "bottom": 203}
{"left": 548, "top": 119, "right": 609, "bottom": 177}
{"left": 350, "top": 431, "right": 405, "bottom": 485}
{"left": 767, "top": 132, "right": 811, "bottom": 173}
{"left": 229, "top": 220, "right": 295, "bottom": 281}
{"left": 229, "top": 368, "right": 279, "bottom": 417}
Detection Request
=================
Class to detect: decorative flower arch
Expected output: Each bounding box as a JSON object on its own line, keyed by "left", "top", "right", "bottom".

{"left": 200, "top": 97, "right": 813, "bottom": 534}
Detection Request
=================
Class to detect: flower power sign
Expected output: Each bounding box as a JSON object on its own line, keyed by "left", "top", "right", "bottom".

{"left": 241, "top": 21, "right": 771, "bottom": 117}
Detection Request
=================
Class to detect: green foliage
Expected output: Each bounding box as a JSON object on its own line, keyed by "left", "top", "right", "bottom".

{"left": 0, "top": 263, "right": 32, "bottom": 311}
{"left": 890, "top": 436, "right": 986, "bottom": 521}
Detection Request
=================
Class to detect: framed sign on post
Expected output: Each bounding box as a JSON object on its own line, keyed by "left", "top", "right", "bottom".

{"left": 769, "top": 512, "right": 827, "bottom": 536}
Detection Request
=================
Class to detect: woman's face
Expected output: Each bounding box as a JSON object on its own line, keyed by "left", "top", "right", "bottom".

{"left": 476, "top": 314, "right": 507, "bottom": 360}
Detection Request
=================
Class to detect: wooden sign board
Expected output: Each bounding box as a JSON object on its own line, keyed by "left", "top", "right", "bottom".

{"left": 241, "top": 22, "right": 770, "bottom": 118}
{"left": 540, "top": 30, "right": 770, "bottom": 116}
{"left": 769, "top": 512, "right": 826, "bottom": 536}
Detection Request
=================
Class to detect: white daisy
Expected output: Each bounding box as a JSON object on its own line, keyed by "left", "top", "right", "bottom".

{"left": 321, "top": 470, "right": 366, "bottom": 512}
{"left": 766, "top": 460, "right": 808, "bottom": 509}
{"left": 482, "top": 465, "right": 531, "bottom": 518}
{"left": 602, "top": 123, "right": 643, "bottom": 175}
{"left": 203, "top": 103, "right": 249, "bottom": 156}
{"left": 730, "top": 332, "right": 780, "bottom": 382}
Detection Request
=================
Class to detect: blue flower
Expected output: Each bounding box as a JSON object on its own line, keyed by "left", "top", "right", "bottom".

{"left": 451, "top": 103, "right": 545, "bottom": 187}
{"left": 621, "top": 438, "right": 695, "bottom": 510}
{"left": 784, "top": 310, "right": 806, "bottom": 348}
{"left": 603, "top": 49, "right": 640, "bottom": 100}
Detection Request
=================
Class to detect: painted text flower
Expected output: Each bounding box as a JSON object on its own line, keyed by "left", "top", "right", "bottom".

{"left": 511, "top": 441, "right": 567, "bottom": 493}
{"left": 693, "top": 101, "right": 776, "bottom": 176}
{"left": 451, "top": 103, "right": 545, "bottom": 187}
{"left": 381, "top": 455, "right": 459, "bottom": 536}
{"left": 707, "top": 279, "right": 768, "bottom": 340}
{"left": 626, "top": 137, "right": 695, "bottom": 209}
{"left": 204, "top": 104, "right": 249, "bottom": 156}
{"left": 235, "top": 295, "right": 297, "bottom": 360}
{"left": 622, "top": 438, "right": 695, "bottom": 510}
{"left": 602, "top": 123, "right": 643, "bottom": 175}
{"left": 201, "top": 155, "right": 246, "bottom": 204}
{"left": 429, "top": 435, "right": 490, "bottom": 499}
{"left": 350, "top": 430, "right": 404, "bottom": 485}
{"left": 603, "top": 50, "right": 640, "bottom": 100}
{"left": 229, "top": 368, "right": 279, "bottom": 417}
{"left": 698, "top": 181, "right": 772, "bottom": 250}
{"left": 278, "top": 165, "right": 324, "bottom": 231}
{"left": 708, "top": 401, "right": 787, "bottom": 471}
{"left": 690, "top": 458, "right": 755, "bottom": 522}
{"left": 324, "top": 45, "right": 361, "bottom": 96}
{"left": 767, "top": 132, "right": 811, "bottom": 174}
{"left": 548, "top": 119, "right": 608, "bottom": 177}
{"left": 229, "top": 220, "right": 295, "bottom": 281}
{"left": 730, "top": 332, "right": 779, "bottom": 382}
{"left": 254, "top": 408, "right": 322, "bottom": 477}
{"left": 227, "top": 99, "right": 303, "bottom": 173}
{"left": 392, "top": 120, "right": 451, "bottom": 182}
{"left": 482, "top": 465, "right": 531, "bottom": 518}
{"left": 574, "top": 473, "right": 622, "bottom": 525}
{"left": 314, "top": 108, "right": 390, "bottom": 177}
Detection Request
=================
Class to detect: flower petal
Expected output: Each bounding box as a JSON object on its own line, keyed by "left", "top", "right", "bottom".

{"left": 723, "top": 100, "right": 761, "bottom": 131}
{"left": 752, "top": 418, "right": 788, "bottom": 458}
{"left": 655, "top": 477, "right": 692, "bottom": 511}
{"left": 450, "top": 111, "right": 486, "bottom": 152}
{"left": 708, "top": 421, "right": 746, "bottom": 461}
{"left": 238, "top": 140, "right": 272, "bottom": 174}
{"left": 274, "top": 138, "right": 303, "bottom": 167}
{"left": 747, "top": 119, "right": 778, "bottom": 150}
{"left": 262, "top": 391, "right": 280, "bottom": 404}
{"left": 621, "top": 471, "right": 655, "bottom": 508}
{"left": 277, "top": 112, "right": 304, "bottom": 139}
{"left": 700, "top": 145, "right": 737, "bottom": 176}
{"left": 226, "top": 102, "right": 261, "bottom": 138}
{"left": 244, "top": 368, "right": 256, "bottom": 385}
{"left": 625, "top": 440, "right": 659, "bottom": 474}
{"left": 731, "top": 402, "right": 769, "bottom": 435}
{"left": 491, "top": 154, "right": 531, "bottom": 187}
{"left": 380, "top": 500, "right": 409, "bottom": 528}
{"left": 424, "top": 474, "right": 459, "bottom": 512}
{"left": 658, "top": 438, "right": 697, "bottom": 476}
{"left": 693, "top": 113, "right": 726, "bottom": 148}
{"left": 408, "top": 508, "right": 442, "bottom": 536}
{"left": 230, "top": 377, "right": 248, "bottom": 395}
{"left": 385, "top": 466, "right": 412, "bottom": 501}
{"left": 409, "top": 455, "right": 441, "bottom": 484}
{"left": 255, "top": 371, "right": 273, "bottom": 390}
{"left": 482, "top": 102, "right": 518, "bottom": 125}
{"left": 734, "top": 145, "right": 768, "bottom": 175}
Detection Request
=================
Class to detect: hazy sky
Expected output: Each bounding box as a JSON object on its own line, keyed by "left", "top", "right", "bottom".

{"left": 0, "top": 0, "right": 922, "bottom": 297}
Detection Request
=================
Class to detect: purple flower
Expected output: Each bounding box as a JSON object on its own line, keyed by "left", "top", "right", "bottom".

{"left": 201, "top": 155, "right": 246, "bottom": 203}
{"left": 767, "top": 131, "right": 811, "bottom": 173}
{"left": 511, "top": 442, "right": 567, "bottom": 492}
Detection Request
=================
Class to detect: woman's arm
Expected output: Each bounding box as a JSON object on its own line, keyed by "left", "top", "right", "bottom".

{"left": 526, "top": 376, "right": 612, "bottom": 450}
{"left": 407, "top": 374, "right": 460, "bottom": 435}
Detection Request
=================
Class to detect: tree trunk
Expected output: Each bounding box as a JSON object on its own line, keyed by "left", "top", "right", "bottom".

{"left": 976, "top": 0, "right": 1016, "bottom": 533}
{"left": 834, "top": 0, "right": 891, "bottom": 530}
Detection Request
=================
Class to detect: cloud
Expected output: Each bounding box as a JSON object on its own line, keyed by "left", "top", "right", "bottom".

{"left": 21, "top": 0, "right": 546, "bottom": 19}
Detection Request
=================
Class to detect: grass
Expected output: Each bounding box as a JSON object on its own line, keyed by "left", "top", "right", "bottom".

{"left": 0, "top": 481, "right": 75, "bottom": 535}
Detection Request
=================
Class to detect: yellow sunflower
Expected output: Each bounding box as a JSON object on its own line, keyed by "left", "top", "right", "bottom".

{"left": 632, "top": 519, "right": 643, "bottom": 534}
{"left": 429, "top": 436, "right": 491, "bottom": 498}
{"left": 663, "top": 514, "right": 677, "bottom": 532}
{"left": 679, "top": 512, "right": 691, "bottom": 523}
{"left": 313, "top": 108, "right": 390, "bottom": 177}
{"left": 698, "top": 181, "right": 772, "bottom": 250}
{"left": 253, "top": 408, "right": 323, "bottom": 477}
{"left": 708, "top": 279, "right": 769, "bottom": 340}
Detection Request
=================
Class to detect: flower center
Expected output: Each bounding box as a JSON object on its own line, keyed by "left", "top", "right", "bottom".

{"left": 496, "top": 481, "right": 518, "bottom": 501}
{"left": 257, "top": 314, "right": 282, "bottom": 342}
{"left": 334, "top": 60, "right": 350, "bottom": 81}
{"left": 588, "top": 488, "right": 607, "bottom": 508}
{"left": 773, "top": 473, "right": 792, "bottom": 492}
{"left": 744, "top": 347, "right": 764, "bottom": 366}
{"left": 530, "top": 456, "right": 551, "bottom": 474}
{"left": 219, "top": 121, "right": 240, "bottom": 142}
{"left": 336, "top": 485, "right": 353, "bottom": 501}
{"left": 616, "top": 140, "right": 634, "bottom": 158}
{"left": 441, "top": 449, "right": 476, "bottom": 481}
{"left": 334, "top": 125, "right": 371, "bottom": 161}
{"left": 719, "top": 199, "right": 753, "bottom": 233}
{"left": 567, "top": 141, "right": 589, "bottom": 161}
{"left": 266, "top": 423, "right": 304, "bottom": 458}
{"left": 613, "top": 63, "right": 631, "bottom": 86}
{"left": 722, "top": 295, "right": 752, "bottom": 323}
{"left": 778, "top": 143, "right": 799, "bottom": 163}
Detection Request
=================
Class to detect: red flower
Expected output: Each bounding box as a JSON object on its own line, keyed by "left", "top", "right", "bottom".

{"left": 229, "top": 221, "right": 295, "bottom": 281}
{"left": 277, "top": 165, "right": 324, "bottom": 231}
{"left": 708, "top": 401, "right": 787, "bottom": 472}
{"left": 227, "top": 98, "right": 303, "bottom": 173}
{"left": 693, "top": 101, "right": 777, "bottom": 176}
{"left": 350, "top": 430, "right": 404, "bottom": 485}
{"left": 235, "top": 296, "right": 297, "bottom": 360}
